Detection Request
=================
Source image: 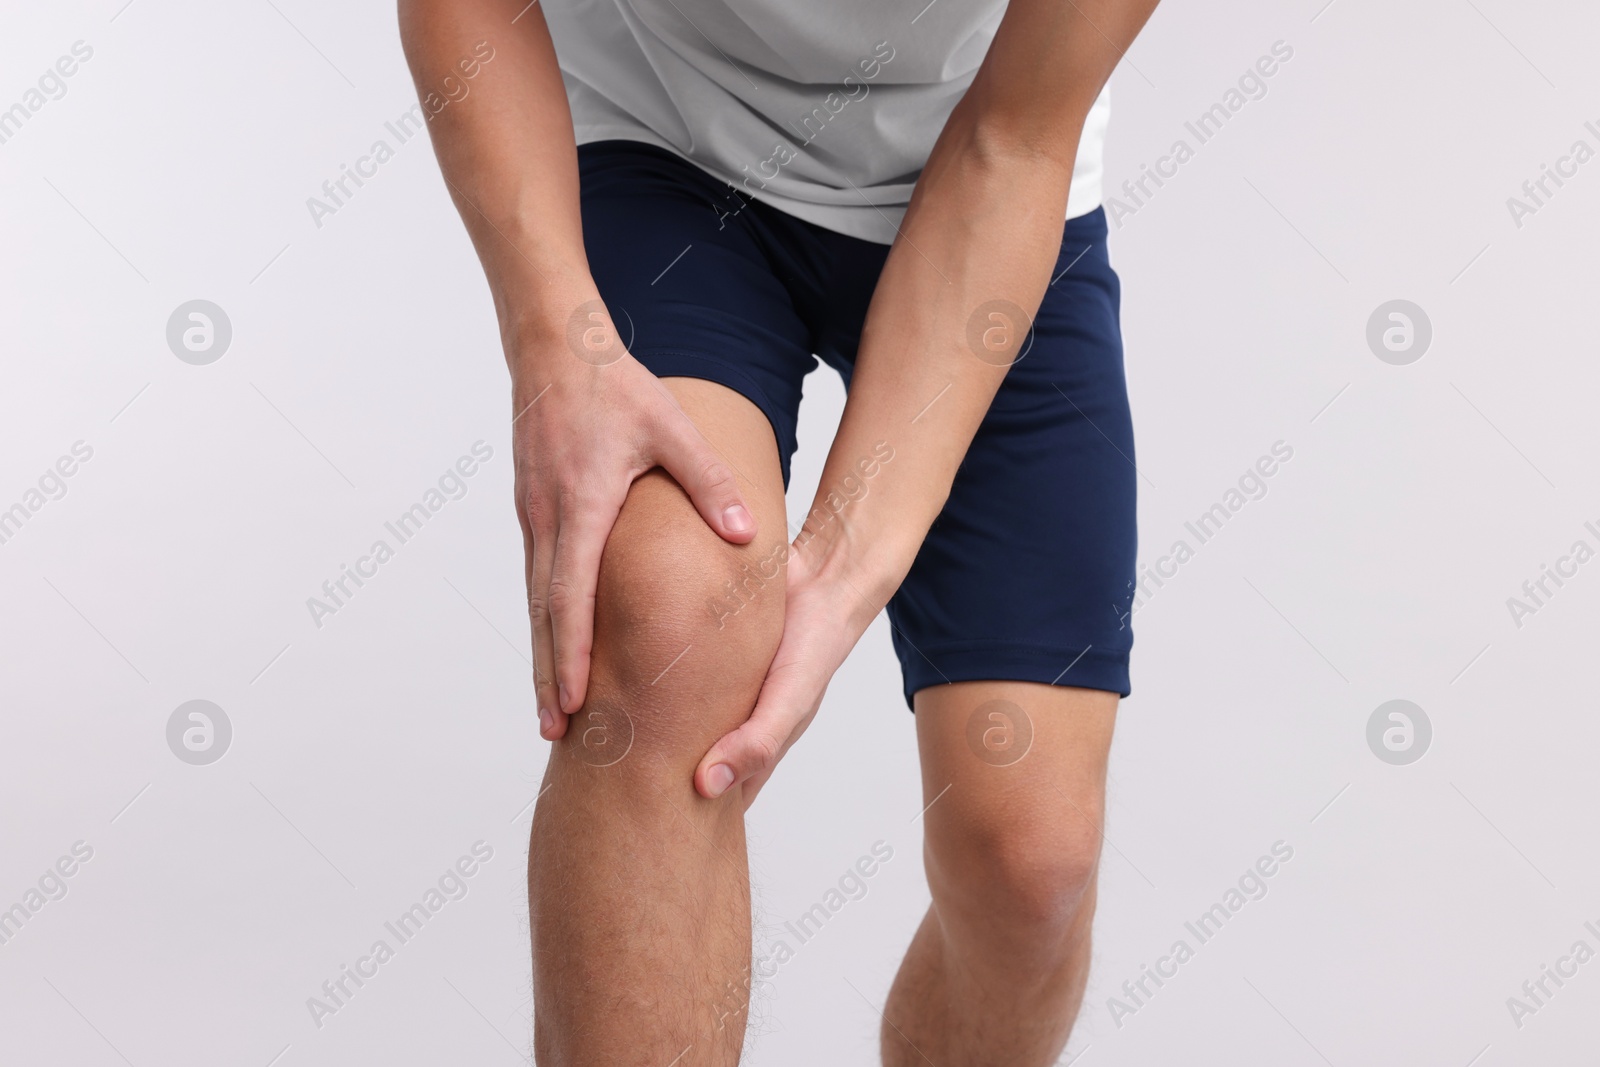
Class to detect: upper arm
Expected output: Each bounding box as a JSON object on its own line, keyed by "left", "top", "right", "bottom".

{"left": 963, "top": 0, "right": 1161, "bottom": 160}
{"left": 398, "top": 0, "right": 570, "bottom": 132}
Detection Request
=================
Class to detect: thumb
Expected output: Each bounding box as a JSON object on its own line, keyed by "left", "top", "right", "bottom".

{"left": 652, "top": 405, "right": 757, "bottom": 545}
{"left": 695, "top": 661, "right": 823, "bottom": 800}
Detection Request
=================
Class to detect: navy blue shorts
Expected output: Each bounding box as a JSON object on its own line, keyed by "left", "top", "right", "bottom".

{"left": 578, "top": 140, "right": 1137, "bottom": 706}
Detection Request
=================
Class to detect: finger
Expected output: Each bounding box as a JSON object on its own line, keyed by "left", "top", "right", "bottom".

{"left": 515, "top": 497, "right": 557, "bottom": 738}
{"left": 525, "top": 499, "right": 566, "bottom": 741}
{"left": 651, "top": 401, "right": 757, "bottom": 545}
{"left": 695, "top": 658, "right": 824, "bottom": 800}
{"left": 548, "top": 499, "right": 622, "bottom": 717}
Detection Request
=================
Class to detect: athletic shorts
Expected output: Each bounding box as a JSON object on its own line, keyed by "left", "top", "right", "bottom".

{"left": 578, "top": 140, "right": 1137, "bottom": 707}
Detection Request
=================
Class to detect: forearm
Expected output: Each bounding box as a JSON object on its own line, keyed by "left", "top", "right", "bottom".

{"left": 798, "top": 0, "right": 1158, "bottom": 622}
{"left": 798, "top": 119, "right": 1080, "bottom": 618}
{"left": 398, "top": 0, "right": 591, "bottom": 358}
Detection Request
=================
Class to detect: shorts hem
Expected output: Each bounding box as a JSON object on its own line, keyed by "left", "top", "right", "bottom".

{"left": 897, "top": 642, "right": 1131, "bottom": 711}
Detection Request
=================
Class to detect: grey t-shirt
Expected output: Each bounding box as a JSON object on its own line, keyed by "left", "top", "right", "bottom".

{"left": 543, "top": 0, "right": 1110, "bottom": 244}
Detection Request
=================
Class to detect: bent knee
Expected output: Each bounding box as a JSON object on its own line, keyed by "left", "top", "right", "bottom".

{"left": 582, "top": 469, "right": 785, "bottom": 745}
{"left": 929, "top": 801, "right": 1104, "bottom": 930}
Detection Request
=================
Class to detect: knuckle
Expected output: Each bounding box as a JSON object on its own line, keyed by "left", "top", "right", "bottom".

{"left": 545, "top": 578, "right": 591, "bottom": 620}
{"left": 520, "top": 489, "right": 553, "bottom": 530}
{"left": 526, "top": 593, "right": 553, "bottom": 630}
{"left": 748, "top": 730, "right": 782, "bottom": 772}
{"left": 697, "top": 458, "right": 736, "bottom": 494}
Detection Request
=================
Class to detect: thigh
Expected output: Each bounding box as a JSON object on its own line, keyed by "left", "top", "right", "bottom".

{"left": 887, "top": 207, "right": 1137, "bottom": 708}
{"left": 578, "top": 140, "right": 819, "bottom": 488}
{"left": 915, "top": 682, "right": 1117, "bottom": 816}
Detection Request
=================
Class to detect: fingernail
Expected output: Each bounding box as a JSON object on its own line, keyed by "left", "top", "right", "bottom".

{"left": 723, "top": 504, "right": 753, "bottom": 534}
{"left": 538, "top": 706, "right": 553, "bottom": 736}
{"left": 706, "top": 763, "right": 736, "bottom": 797}
{"left": 559, "top": 684, "right": 571, "bottom": 712}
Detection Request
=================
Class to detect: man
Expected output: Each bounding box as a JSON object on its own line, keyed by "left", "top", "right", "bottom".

{"left": 399, "top": 0, "right": 1158, "bottom": 1061}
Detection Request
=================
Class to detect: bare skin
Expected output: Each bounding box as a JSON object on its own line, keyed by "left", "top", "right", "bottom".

{"left": 885, "top": 681, "right": 1117, "bottom": 1065}
{"left": 529, "top": 378, "right": 786, "bottom": 1064}
{"left": 530, "top": 383, "right": 1118, "bottom": 1066}
{"left": 399, "top": 0, "right": 1159, "bottom": 1061}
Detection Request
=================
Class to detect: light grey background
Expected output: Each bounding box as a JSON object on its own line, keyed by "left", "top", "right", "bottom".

{"left": 3, "top": 0, "right": 1597, "bottom": 1064}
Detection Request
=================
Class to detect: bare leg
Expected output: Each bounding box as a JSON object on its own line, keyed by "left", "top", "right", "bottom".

{"left": 882, "top": 681, "right": 1118, "bottom": 1066}
{"left": 529, "top": 379, "right": 786, "bottom": 1066}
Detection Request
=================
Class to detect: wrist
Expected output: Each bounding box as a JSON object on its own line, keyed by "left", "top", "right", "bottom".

{"left": 496, "top": 276, "right": 607, "bottom": 377}
{"left": 794, "top": 438, "right": 930, "bottom": 621}
{"left": 794, "top": 505, "right": 921, "bottom": 631}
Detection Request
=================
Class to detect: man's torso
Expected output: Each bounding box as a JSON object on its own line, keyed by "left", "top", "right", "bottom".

{"left": 543, "top": 0, "right": 1110, "bottom": 243}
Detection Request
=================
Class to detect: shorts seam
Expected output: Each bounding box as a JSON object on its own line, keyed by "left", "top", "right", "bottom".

{"left": 901, "top": 638, "right": 1133, "bottom": 657}
{"left": 896, "top": 642, "right": 1132, "bottom": 708}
